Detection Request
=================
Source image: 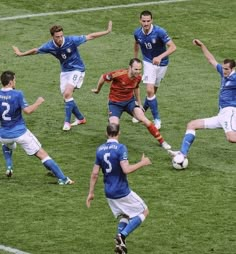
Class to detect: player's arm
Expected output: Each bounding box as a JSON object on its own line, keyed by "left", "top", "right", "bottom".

{"left": 23, "top": 97, "right": 44, "bottom": 114}
{"left": 134, "top": 41, "right": 140, "bottom": 58}
{"left": 134, "top": 87, "right": 142, "bottom": 107}
{"left": 120, "top": 154, "right": 151, "bottom": 174}
{"left": 12, "top": 46, "right": 38, "bottom": 57}
{"left": 85, "top": 20, "right": 112, "bottom": 41}
{"left": 91, "top": 74, "right": 106, "bottom": 94}
{"left": 86, "top": 164, "right": 100, "bottom": 208}
{"left": 153, "top": 40, "right": 176, "bottom": 65}
{"left": 193, "top": 39, "right": 218, "bottom": 68}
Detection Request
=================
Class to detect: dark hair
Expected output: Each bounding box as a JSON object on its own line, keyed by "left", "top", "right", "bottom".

{"left": 107, "top": 123, "right": 120, "bottom": 137}
{"left": 1, "top": 70, "right": 15, "bottom": 86}
{"left": 140, "top": 10, "right": 152, "bottom": 19}
{"left": 223, "top": 59, "right": 236, "bottom": 69}
{"left": 129, "top": 58, "right": 142, "bottom": 67}
{"left": 50, "top": 25, "right": 63, "bottom": 36}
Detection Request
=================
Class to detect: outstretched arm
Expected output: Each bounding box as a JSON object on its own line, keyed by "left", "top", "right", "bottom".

{"left": 91, "top": 74, "right": 105, "bottom": 94}
{"left": 134, "top": 41, "right": 140, "bottom": 58}
{"left": 120, "top": 153, "right": 151, "bottom": 174}
{"left": 12, "top": 46, "right": 38, "bottom": 57}
{"left": 193, "top": 39, "right": 218, "bottom": 68}
{"left": 86, "top": 164, "right": 100, "bottom": 208}
{"left": 86, "top": 20, "right": 112, "bottom": 41}
{"left": 23, "top": 97, "right": 44, "bottom": 114}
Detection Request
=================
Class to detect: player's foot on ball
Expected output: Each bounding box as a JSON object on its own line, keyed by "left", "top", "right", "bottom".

{"left": 6, "top": 167, "right": 13, "bottom": 177}
{"left": 168, "top": 150, "right": 181, "bottom": 157}
{"left": 161, "top": 141, "right": 171, "bottom": 150}
{"left": 62, "top": 122, "right": 71, "bottom": 131}
{"left": 71, "top": 118, "right": 86, "bottom": 126}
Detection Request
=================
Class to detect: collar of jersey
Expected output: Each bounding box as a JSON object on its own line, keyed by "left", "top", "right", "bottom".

{"left": 142, "top": 24, "right": 153, "bottom": 35}
{"left": 1, "top": 88, "right": 13, "bottom": 91}
{"left": 107, "top": 138, "right": 119, "bottom": 143}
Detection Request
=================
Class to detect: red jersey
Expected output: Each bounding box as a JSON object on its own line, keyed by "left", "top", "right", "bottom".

{"left": 103, "top": 69, "right": 142, "bottom": 102}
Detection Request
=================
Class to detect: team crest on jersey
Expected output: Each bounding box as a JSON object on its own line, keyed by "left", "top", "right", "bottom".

{"left": 152, "top": 38, "right": 156, "bottom": 44}
{"left": 66, "top": 48, "right": 72, "bottom": 53}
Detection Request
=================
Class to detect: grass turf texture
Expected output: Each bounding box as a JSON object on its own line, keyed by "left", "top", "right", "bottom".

{"left": 0, "top": 0, "right": 235, "bottom": 253}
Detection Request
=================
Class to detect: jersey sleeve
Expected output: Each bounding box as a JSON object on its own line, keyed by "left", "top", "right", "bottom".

{"left": 158, "top": 27, "right": 171, "bottom": 44}
{"left": 216, "top": 64, "right": 223, "bottom": 76}
{"left": 103, "top": 72, "right": 113, "bottom": 82}
{"left": 37, "top": 41, "right": 51, "bottom": 54}
{"left": 118, "top": 144, "right": 128, "bottom": 162}
{"left": 71, "top": 35, "right": 87, "bottom": 47}
{"left": 19, "top": 91, "right": 29, "bottom": 109}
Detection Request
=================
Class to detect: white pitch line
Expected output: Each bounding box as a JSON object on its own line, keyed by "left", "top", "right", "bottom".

{"left": 0, "top": 0, "right": 191, "bottom": 21}
{"left": 0, "top": 245, "right": 31, "bottom": 254}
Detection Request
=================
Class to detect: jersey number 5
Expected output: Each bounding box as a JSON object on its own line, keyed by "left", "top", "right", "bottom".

{"left": 104, "top": 153, "right": 112, "bottom": 173}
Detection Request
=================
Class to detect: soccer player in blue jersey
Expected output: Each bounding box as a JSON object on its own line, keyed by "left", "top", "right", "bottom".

{"left": 168, "top": 39, "right": 236, "bottom": 161}
{"left": 12, "top": 21, "right": 112, "bottom": 131}
{"left": 0, "top": 70, "right": 74, "bottom": 184}
{"left": 133, "top": 10, "right": 176, "bottom": 129}
{"left": 86, "top": 123, "right": 151, "bottom": 254}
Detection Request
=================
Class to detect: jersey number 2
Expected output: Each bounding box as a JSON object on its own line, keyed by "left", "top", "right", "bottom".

{"left": 1, "top": 102, "right": 11, "bottom": 121}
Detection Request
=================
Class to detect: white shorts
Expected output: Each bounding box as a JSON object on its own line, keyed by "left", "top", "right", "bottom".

{"left": 142, "top": 61, "right": 168, "bottom": 87}
{"left": 0, "top": 129, "right": 42, "bottom": 155}
{"left": 107, "top": 190, "right": 147, "bottom": 219}
{"left": 204, "top": 107, "right": 236, "bottom": 133}
{"left": 60, "top": 70, "right": 85, "bottom": 94}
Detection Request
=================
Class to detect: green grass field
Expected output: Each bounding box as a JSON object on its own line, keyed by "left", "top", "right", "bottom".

{"left": 0, "top": 0, "right": 235, "bottom": 253}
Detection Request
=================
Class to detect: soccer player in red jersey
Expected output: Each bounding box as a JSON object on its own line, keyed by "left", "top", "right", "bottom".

{"left": 91, "top": 58, "right": 171, "bottom": 150}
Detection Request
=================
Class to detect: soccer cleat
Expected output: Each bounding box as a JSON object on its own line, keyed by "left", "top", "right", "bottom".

{"left": 58, "top": 177, "right": 75, "bottom": 185}
{"left": 62, "top": 122, "right": 71, "bottom": 131}
{"left": 154, "top": 119, "right": 161, "bottom": 129}
{"left": 168, "top": 150, "right": 180, "bottom": 157}
{"left": 132, "top": 117, "right": 140, "bottom": 123}
{"left": 114, "top": 234, "right": 127, "bottom": 254}
{"left": 71, "top": 118, "right": 86, "bottom": 126}
{"left": 6, "top": 167, "right": 13, "bottom": 177}
{"left": 161, "top": 141, "right": 171, "bottom": 150}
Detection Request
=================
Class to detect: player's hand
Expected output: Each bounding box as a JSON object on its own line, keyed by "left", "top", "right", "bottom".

{"left": 12, "top": 46, "right": 22, "bottom": 56}
{"left": 36, "top": 97, "right": 45, "bottom": 105}
{"left": 86, "top": 193, "right": 94, "bottom": 208}
{"left": 91, "top": 88, "right": 99, "bottom": 94}
{"left": 141, "top": 153, "right": 152, "bottom": 166}
{"left": 107, "top": 20, "right": 112, "bottom": 33}
{"left": 152, "top": 56, "right": 162, "bottom": 65}
{"left": 192, "top": 39, "right": 203, "bottom": 47}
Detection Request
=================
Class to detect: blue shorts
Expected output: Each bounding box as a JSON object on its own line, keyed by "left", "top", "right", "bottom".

{"left": 108, "top": 97, "right": 138, "bottom": 118}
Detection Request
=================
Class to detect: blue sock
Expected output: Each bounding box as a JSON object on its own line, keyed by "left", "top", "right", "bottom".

{"left": 2, "top": 144, "right": 13, "bottom": 169}
{"left": 148, "top": 96, "right": 160, "bottom": 120}
{"left": 121, "top": 216, "right": 142, "bottom": 237}
{"left": 117, "top": 218, "right": 128, "bottom": 234}
{"left": 180, "top": 131, "right": 196, "bottom": 156}
{"left": 64, "top": 99, "right": 74, "bottom": 123}
{"left": 42, "top": 157, "right": 66, "bottom": 180}
{"left": 72, "top": 101, "right": 84, "bottom": 120}
{"left": 143, "top": 97, "right": 149, "bottom": 111}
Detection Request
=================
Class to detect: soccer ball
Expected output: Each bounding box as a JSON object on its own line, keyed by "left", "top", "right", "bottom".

{"left": 172, "top": 153, "right": 188, "bottom": 170}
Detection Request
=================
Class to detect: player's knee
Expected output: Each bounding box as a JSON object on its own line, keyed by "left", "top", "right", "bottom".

{"left": 143, "top": 208, "right": 149, "bottom": 218}
{"left": 226, "top": 133, "right": 236, "bottom": 143}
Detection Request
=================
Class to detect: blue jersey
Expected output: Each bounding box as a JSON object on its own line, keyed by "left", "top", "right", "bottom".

{"left": 0, "top": 88, "right": 28, "bottom": 138}
{"left": 134, "top": 24, "right": 171, "bottom": 66}
{"left": 95, "top": 139, "right": 131, "bottom": 199}
{"left": 37, "top": 35, "right": 87, "bottom": 72}
{"left": 217, "top": 64, "right": 236, "bottom": 109}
